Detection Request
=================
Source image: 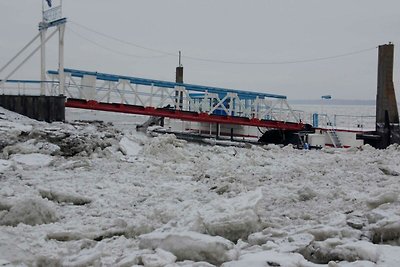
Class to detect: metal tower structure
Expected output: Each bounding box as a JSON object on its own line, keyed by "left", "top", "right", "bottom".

{"left": 0, "top": 0, "right": 66, "bottom": 95}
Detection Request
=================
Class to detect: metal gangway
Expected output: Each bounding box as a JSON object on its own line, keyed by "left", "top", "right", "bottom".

{"left": 41, "top": 68, "right": 304, "bottom": 130}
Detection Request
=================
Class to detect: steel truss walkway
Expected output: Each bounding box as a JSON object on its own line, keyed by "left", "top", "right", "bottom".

{"left": 52, "top": 69, "right": 304, "bottom": 130}
{"left": 2, "top": 68, "right": 305, "bottom": 131}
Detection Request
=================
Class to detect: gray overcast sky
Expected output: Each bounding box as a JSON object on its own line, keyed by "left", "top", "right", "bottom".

{"left": 1, "top": 0, "right": 400, "bottom": 100}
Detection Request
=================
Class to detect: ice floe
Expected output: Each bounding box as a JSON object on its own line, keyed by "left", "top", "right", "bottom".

{"left": 0, "top": 107, "right": 399, "bottom": 266}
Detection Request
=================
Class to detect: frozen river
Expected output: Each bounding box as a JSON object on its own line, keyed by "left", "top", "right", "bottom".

{"left": 0, "top": 106, "right": 399, "bottom": 266}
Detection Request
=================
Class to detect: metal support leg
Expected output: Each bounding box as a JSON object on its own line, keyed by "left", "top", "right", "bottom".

{"left": 40, "top": 29, "right": 47, "bottom": 95}
{"left": 58, "top": 24, "right": 65, "bottom": 96}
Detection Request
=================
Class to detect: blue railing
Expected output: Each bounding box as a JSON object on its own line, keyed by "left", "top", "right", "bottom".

{"left": 48, "top": 68, "right": 287, "bottom": 100}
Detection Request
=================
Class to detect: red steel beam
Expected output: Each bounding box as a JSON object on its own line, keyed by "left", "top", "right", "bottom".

{"left": 65, "top": 99, "right": 305, "bottom": 131}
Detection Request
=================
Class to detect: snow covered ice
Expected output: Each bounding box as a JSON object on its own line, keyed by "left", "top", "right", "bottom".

{"left": 1, "top": 107, "right": 400, "bottom": 266}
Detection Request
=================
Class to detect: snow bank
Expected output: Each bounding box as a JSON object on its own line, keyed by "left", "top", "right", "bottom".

{"left": 0, "top": 198, "right": 58, "bottom": 226}
{"left": 138, "top": 231, "right": 238, "bottom": 265}
{"left": 39, "top": 188, "right": 92, "bottom": 205}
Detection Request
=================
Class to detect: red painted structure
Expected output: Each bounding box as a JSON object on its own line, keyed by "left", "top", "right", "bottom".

{"left": 65, "top": 98, "right": 305, "bottom": 131}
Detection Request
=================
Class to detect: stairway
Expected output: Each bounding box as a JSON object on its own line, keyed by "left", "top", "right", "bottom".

{"left": 328, "top": 130, "right": 342, "bottom": 148}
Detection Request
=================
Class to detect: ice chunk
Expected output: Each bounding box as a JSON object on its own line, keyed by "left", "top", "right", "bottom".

{"left": 263, "top": 144, "right": 282, "bottom": 150}
{"left": 62, "top": 249, "right": 102, "bottom": 267}
{"left": 0, "top": 198, "right": 58, "bottom": 226}
{"left": 35, "top": 256, "right": 62, "bottom": 267}
{"left": 35, "top": 141, "right": 61, "bottom": 155}
{"left": 0, "top": 199, "right": 11, "bottom": 211}
{"left": 346, "top": 214, "right": 367, "bottom": 230}
{"left": 285, "top": 233, "right": 315, "bottom": 251}
{"left": 298, "top": 186, "right": 317, "bottom": 201}
{"left": 47, "top": 231, "right": 87, "bottom": 242}
{"left": 366, "top": 209, "right": 387, "bottom": 224}
{"left": 202, "top": 209, "right": 261, "bottom": 242}
{"left": 366, "top": 192, "right": 398, "bottom": 209}
{"left": 39, "top": 188, "right": 92, "bottom": 205}
{"left": 116, "top": 252, "right": 148, "bottom": 267}
{"left": 139, "top": 231, "right": 238, "bottom": 265}
{"left": 327, "top": 241, "right": 400, "bottom": 267}
{"left": 370, "top": 221, "right": 400, "bottom": 244}
{"left": 166, "top": 261, "right": 216, "bottom": 267}
{"left": 330, "top": 261, "right": 377, "bottom": 267}
{"left": 221, "top": 251, "right": 315, "bottom": 267}
{"left": 0, "top": 120, "right": 33, "bottom": 134}
{"left": 247, "top": 232, "right": 270, "bottom": 246}
{"left": 3, "top": 139, "right": 60, "bottom": 157}
{"left": 0, "top": 259, "right": 12, "bottom": 267}
{"left": 141, "top": 134, "right": 187, "bottom": 162}
{"left": 11, "top": 153, "right": 54, "bottom": 168}
{"left": 308, "top": 226, "right": 343, "bottom": 241}
{"left": 379, "top": 166, "right": 400, "bottom": 176}
{"left": 2, "top": 139, "right": 37, "bottom": 157}
{"left": 56, "top": 159, "right": 91, "bottom": 170}
{"left": 0, "top": 160, "right": 11, "bottom": 173}
{"left": 199, "top": 189, "right": 263, "bottom": 242}
{"left": 141, "top": 248, "right": 177, "bottom": 267}
{"left": 299, "top": 239, "right": 382, "bottom": 264}
{"left": 47, "top": 227, "right": 128, "bottom": 242}
{"left": 119, "top": 136, "right": 142, "bottom": 156}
